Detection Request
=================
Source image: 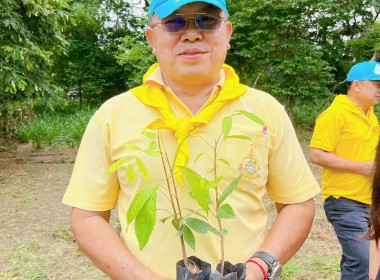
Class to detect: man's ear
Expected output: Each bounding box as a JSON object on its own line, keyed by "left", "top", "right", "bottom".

{"left": 145, "top": 27, "right": 156, "bottom": 55}
{"left": 352, "top": 80, "right": 361, "bottom": 92}
{"left": 226, "top": 21, "right": 233, "bottom": 50}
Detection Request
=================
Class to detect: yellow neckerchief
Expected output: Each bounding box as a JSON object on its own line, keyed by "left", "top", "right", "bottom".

{"left": 130, "top": 63, "right": 248, "bottom": 185}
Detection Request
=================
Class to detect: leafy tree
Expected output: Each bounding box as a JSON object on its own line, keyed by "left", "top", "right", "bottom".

{"left": 115, "top": 33, "right": 156, "bottom": 89}
{"left": 114, "top": 1, "right": 157, "bottom": 89}
{"left": 349, "top": 21, "right": 380, "bottom": 63}
{"left": 226, "top": 0, "right": 379, "bottom": 122}
{"left": 53, "top": 0, "right": 149, "bottom": 108}
{"left": 227, "top": 0, "right": 334, "bottom": 121}
{"left": 0, "top": 0, "right": 71, "bottom": 103}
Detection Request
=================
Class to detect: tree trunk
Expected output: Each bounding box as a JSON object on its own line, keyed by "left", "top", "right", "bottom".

{"left": 79, "top": 79, "right": 83, "bottom": 110}
{"left": 370, "top": 46, "right": 380, "bottom": 61}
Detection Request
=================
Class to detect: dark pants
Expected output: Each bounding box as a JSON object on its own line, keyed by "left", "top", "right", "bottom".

{"left": 324, "top": 196, "right": 369, "bottom": 280}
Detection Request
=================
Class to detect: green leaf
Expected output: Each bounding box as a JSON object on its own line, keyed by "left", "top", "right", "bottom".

{"left": 186, "top": 218, "right": 208, "bottom": 234}
{"left": 124, "top": 143, "right": 143, "bottom": 151}
{"left": 206, "top": 224, "right": 223, "bottom": 236}
{"left": 218, "top": 158, "right": 230, "bottom": 166}
{"left": 107, "top": 156, "right": 133, "bottom": 174}
{"left": 172, "top": 128, "right": 199, "bottom": 172}
{"left": 206, "top": 176, "right": 223, "bottom": 190}
{"left": 194, "top": 152, "right": 206, "bottom": 164}
{"left": 182, "top": 208, "right": 208, "bottom": 220}
{"left": 172, "top": 219, "right": 179, "bottom": 231}
{"left": 182, "top": 225, "right": 195, "bottom": 250}
{"left": 219, "top": 173, "right": 243, "bottom": 205}
{"left": 144, "top": 149, "right": 161, "bottom": 157}
{"left": 179, "top": 216, "right": 188, "bottom": 227}
{"left": 148, "top": 141, "right": 157, "bottom": 151}
{"left": 160, "top": 217, "right": 170, "bottom": 223}
{"left": 125, "top": 164, "right": 135, "bottom": 182}
{"left": 222, "top": 116, "right": 232, "bottom": 139}
{"left": 238, "top": 110, "right": 265, "bottom": 126}
{"left": 135, "top": 191, "right": 157, "bottom": 250}
{"left": 226, "top": 135, "right": 253, "bottom": 141}
{"left": 178, "top": 166, "right": 209, "bottom": 214}
{"left": 217, "top": 204, "right": 235, "bottom": 219}
{"left": 188, "top": 192, "right": 196, "bottom": 201}
{"left": 144, "top": 131, "right": 157, "bottom": 140}
{"left": 220, "top": 229, "right": 228, "bottom": 236}
{"left": 135, "top": 157, "right": 152, "bottom": 183}
{"left": 126, "top": 185, "right": 158, "bottom": 224}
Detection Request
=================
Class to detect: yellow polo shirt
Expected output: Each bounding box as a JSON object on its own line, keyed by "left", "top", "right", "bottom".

{"left": 310, "top": 95, "right": 379, "bottom": 204}
{"left": 63, "top": 65, "right": 320, "bottom": 278}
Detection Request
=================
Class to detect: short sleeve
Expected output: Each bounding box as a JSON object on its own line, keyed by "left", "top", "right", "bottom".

{"left": 310, "top": 111, "right": 342, "bottom": 152}
{"left": 266, "top": 110, "right": 320, "bottom": 203}
{"left": 62, "top": 112, "right": 119, "bottom": 211}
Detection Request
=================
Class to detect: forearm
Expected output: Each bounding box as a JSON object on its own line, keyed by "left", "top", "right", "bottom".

{"left": 246, "top": 199, "right": 315, "bottom": 280}
{"left": 71, "top": 207, "right": 171, "bottom": 280}
{"left": 309, "top": 148, "right": 374, "bottom": 175}
{"left": 260, "top": 199, "right": 315, "bottom": 263}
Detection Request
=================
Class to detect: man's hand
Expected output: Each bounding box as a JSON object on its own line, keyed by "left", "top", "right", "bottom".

{"left": 245, "top": 258, "right": 268, "bottom": 280}
{"left": 359, "top": 160, "right": 375, "bottom": 176}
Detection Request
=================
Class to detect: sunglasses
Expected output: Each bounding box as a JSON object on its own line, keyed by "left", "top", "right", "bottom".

{"left": 152, "top": 13, "right": 226, "bottom": 33}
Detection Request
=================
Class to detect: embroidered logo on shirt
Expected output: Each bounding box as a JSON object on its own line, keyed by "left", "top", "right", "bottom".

{"left": 238, "top": 144, "right": 262, "bottom": 179}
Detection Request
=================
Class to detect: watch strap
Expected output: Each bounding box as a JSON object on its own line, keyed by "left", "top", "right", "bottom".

{"left": 250, "top": 251, "right": 279, "bottom": 267}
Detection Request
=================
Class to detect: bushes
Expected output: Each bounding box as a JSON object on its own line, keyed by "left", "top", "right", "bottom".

{"left": 17, "top": 105, "right": 95, "bottom": 149}
{"left": 0, "top": 100, "right": 35, "bottom": 141}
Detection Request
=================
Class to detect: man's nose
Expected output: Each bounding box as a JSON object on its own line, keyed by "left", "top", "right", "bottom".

{"left": 181, "top": 18, "right": 202, "bottom": 41}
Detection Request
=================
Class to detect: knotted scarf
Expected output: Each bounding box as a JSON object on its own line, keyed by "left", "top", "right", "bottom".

{"left": 131, "top": 63, "right": 248, "bottom": 185}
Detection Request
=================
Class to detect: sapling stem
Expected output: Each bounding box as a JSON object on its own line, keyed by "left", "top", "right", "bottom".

{"left": 213, "top": 139, "right": 225, "bottom": 277}
{"left": 157, "top": 131, "right": 190, "bottom": 270}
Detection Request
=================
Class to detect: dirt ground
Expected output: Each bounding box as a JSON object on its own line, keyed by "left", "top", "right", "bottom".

{"left": 0, "top": 142, "right": 340, "bottom": 279}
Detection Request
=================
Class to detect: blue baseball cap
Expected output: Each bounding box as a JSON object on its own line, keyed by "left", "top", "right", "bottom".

{"left": 149, "top": 0, "right": 229, "bottom": 21}
{"left": 347, "top": 61, "right": 380, "bottom": 81}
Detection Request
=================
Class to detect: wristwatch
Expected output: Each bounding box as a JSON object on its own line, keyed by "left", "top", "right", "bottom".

{"left": 250, "top": 251, "right": 282, "bottom": 280}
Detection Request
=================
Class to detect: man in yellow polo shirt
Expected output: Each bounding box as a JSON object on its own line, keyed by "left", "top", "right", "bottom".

{"left": 310, "top": 61, "right": 380, "bottom": 280}
{"left": 63, "top": 0, "right": 320, "bottom": 279}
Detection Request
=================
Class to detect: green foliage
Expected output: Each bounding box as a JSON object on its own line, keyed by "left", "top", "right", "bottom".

{"left": 17, "top": 105, "right": 95, "bottom": 148}
{"left": 180, "top": 166, "right": 212, "bottom": 215}
{"left": 218, "top": 174, "right": 243, "bottom": 205}
{"left": 107, "top": 109, "right": 265, "bottom": 263}
{"left": 0, "top": 0, "right": 71, "bottom": 102}
{"left": 226, "top": 0, "right": 379, "bottom": 122}
{"left": 348, "top": 21, "right": 380, "bottom": 62}
{"left": 115, "top": 35, "right": 157, "bottom": 89}
{"left": 217, "top": 204, "right": 235, "bottom": 219}
{"left": 52, "top": 0, "right": 135, "bottom": 107}
{"left": 0, "top": 99, "right": 35, "bottom": 140}
{"left": 126, "top": 185, "right": 158, "bottom": 250}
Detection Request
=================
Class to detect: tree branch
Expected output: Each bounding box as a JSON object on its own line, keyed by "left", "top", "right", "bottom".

{"left": 370, "top": 46, "right": 380, "bottom": 62}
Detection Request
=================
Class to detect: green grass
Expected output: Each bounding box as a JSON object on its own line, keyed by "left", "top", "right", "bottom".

{"left": 0, "top": 175, "right": 8, "bottom": 184}
{"left": 17, "top": 107, "right": 95, "bottom": 149}
{"left": 282, "top": 254, "right": 340, "bottom": 279}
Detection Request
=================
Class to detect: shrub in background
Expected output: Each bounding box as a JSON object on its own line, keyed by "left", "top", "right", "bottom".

{"left": 0, "top": 100, "right": 35, "bottom": 142}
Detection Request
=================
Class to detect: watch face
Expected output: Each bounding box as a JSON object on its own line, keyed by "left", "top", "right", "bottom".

{"left": 268, "top": 263, "right": 282, "bottom": 280}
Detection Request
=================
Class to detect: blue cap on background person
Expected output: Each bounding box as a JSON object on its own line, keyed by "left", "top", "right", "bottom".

{"left": 347, "top": 61, "right": 380, "bottom": 81}
{"left": 148, "top": 0, "right": 229, "bottom": 21}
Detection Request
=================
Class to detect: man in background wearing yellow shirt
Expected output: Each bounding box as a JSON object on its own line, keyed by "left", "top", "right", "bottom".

{"left": 310, "top": 61, "right": 380, "bottom": 280}
{"left": 63, "top": 0, "right": 320, "bottom": 279}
